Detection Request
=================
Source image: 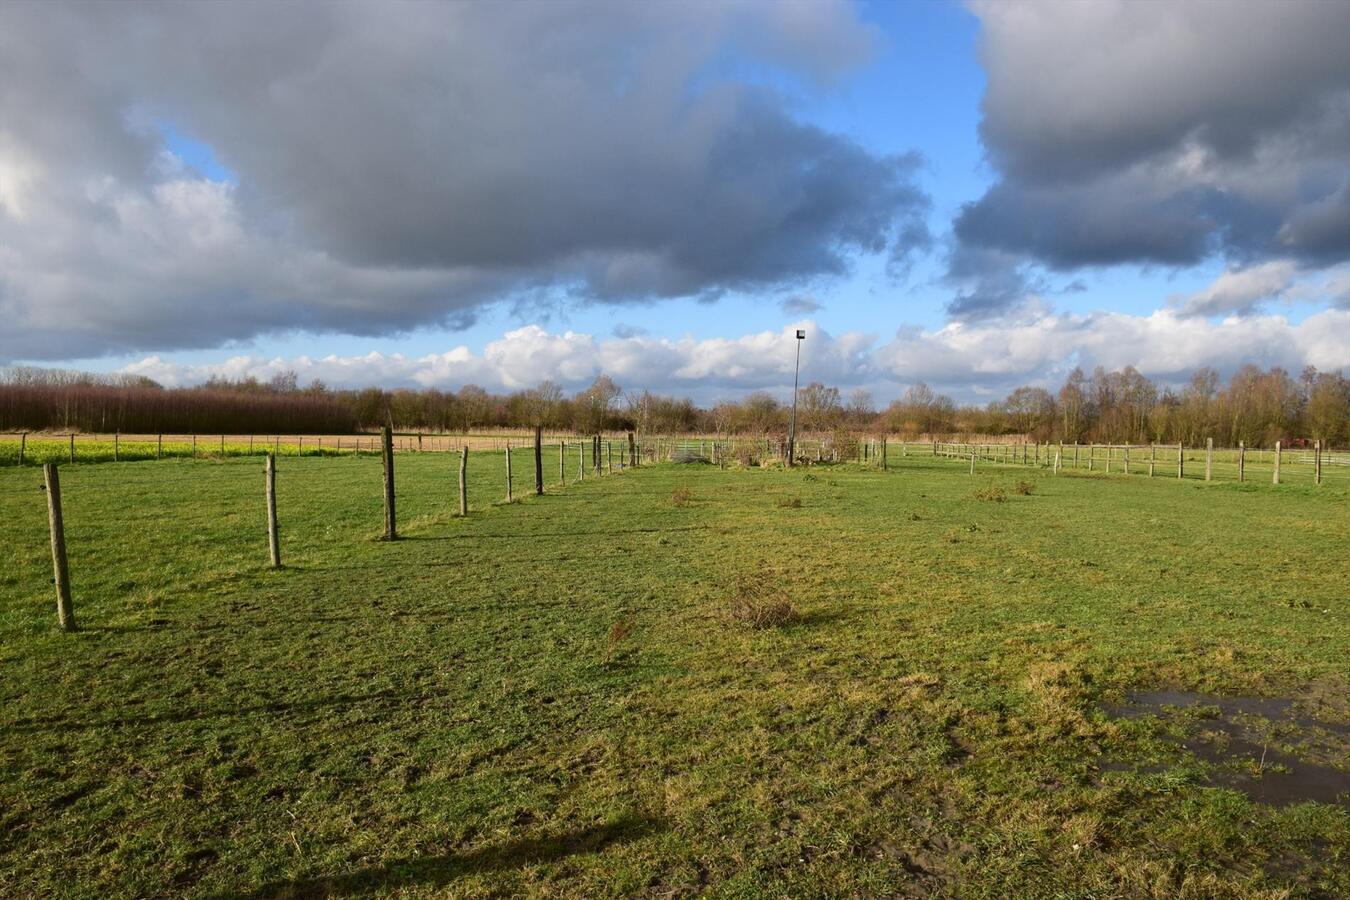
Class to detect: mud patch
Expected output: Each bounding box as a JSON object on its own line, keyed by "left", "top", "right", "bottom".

{"left": 1101, "top": 688, "right": 1349, "bottom": 807}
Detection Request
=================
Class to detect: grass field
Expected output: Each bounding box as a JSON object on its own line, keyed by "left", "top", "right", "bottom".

{"left": 1, "top": 451, "right": 1346, "bottom": 897}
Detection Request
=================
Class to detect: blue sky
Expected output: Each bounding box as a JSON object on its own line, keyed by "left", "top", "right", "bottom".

{"left": 3, "top": 1, "right": 1347, "bottom": 402}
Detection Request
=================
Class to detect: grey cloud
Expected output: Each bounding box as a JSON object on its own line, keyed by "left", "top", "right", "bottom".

{"left": 0, "top": 1, "right": 927, "bottom": 361}
{"left": 960, "top": 0, "right": 1350, "bottom": 270}
{"left": 943, "top": 244, "right": 1042, "bottom": 321}
{"left": 781, "top": 295, "right": 824, "bottom": 315}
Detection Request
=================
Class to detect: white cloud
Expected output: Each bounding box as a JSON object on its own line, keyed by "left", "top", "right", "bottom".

{"left": 116, "top": 308, "right": 1350, "bottom": 402}
{"left": 1172, "top": 260, "right": 1299, "bottom": 317}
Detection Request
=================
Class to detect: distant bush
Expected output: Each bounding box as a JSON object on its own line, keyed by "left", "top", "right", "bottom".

{"left": 671, "top": 487, "right": 694, "bottom": 507}
{"left": 1013, "top": 480, "right": 1035, "bottom": 495}
{"left": 776, "top": 497, "right": 802, "bottom": 508}
{"left": 972, "top": 486, "right": 1007, "bottom": 502}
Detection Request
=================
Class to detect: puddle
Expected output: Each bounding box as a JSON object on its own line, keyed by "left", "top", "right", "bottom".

{"left": 1101, "top": 690, "right": 1350, "bottom": 808}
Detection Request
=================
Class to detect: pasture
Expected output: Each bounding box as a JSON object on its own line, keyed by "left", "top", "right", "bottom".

{"left": 1, "top": 450, "right": 1346, "bottom": 897}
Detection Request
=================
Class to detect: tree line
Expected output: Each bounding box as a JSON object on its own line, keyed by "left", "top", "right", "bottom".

{"left": 2, "top": 363, "right": 1347, "bottom": 447}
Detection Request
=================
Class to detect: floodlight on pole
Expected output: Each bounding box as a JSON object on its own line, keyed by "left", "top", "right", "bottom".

{"left": 788, "top": 329, "right": 805, "bottom": 466}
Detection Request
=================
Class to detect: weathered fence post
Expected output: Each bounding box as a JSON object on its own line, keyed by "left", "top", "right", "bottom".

{"left": 19, "top": 432, "right": 26, "bottom": 466}
{"left": 505, "top": 441, "right": 513, "bottom": 502}
{"left": 607, "top": 440, "right": 613, "bottom": 474}
{"left": 1238, "top": 441, "right": 1245, "bottom": 482}
{"left": 969, "top": 447, "right": 976, "bottom": 475}
{"left": 1205, "top": 438, "right": 1213, "bottom": 482}
{"left": 459, "top": 445, "right": 469, "bottom": 516}
{"left": 1315, "top": 440, "right": 1322, "bottom": 486}
{"left": 157, "top": 433, "right": 163, "bottom": 459}
{"left": 114, "top": 432, "right": 120, "bottom": 462}
{"left": 1273, "top": 440, "right": 1281, "bottom": 484}
{"left": 381, "top": 425, "right": 397, "bottom": 540}
{"left": 534, "top": 427, "right": 544, "bottom": 496}
{"left": 1054, "top": 448, "right": 1061, "bottom": 474}
{"left": 1177, "top": 443, "right": 1184, "bottom": 479}
{"left": 69, "top": 433, "right": 76, "bottom": 464}
{"left": 1123, "top": 445, "right": 1130, "bottom": 476}
{"left": 1149, "top": 443, "right": 1156, "bottom": 478}
{"left": 628, "top": 431, "right": 637, "bottom": 467}
{"left": 220, "top": 434, "right": 226, "bottom": 455}
{"left": 559, "top": 439, "right": 566, "bottom": 484}
{"left": 578, "top": 440, "right": 585, "bottom": 480}
{"left": 265, "top": 453, "right": 281, "bottom": 568}
{"left": 43, "top": 464, "right": 75, "bottom": 631}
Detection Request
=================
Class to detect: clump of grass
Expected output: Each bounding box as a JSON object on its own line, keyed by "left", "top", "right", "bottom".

{"left": 608, "top": 619, "right": 634, "bottom": 644}
{"left": 1013, "top": 480, "right": 1035, "bottom": 495}
{"left": 972, "top": 485, "right": 1007, "bottom": 502}
{"left": 726, "top": 570, "right": 797, "bottom": 629}
{"left": 671, "top": 487, "right": 693, "bottom": 507}
{"left": 776, "top": 496, "right": 802, "bottom": 508}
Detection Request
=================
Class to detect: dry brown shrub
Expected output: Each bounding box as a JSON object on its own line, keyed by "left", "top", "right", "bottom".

{"left": 776, "top": 496, "right": 802, "bottom": 508}
{"left": 972, "top": 485, "right": 1006, "bottom": 502}
{"left": 1013, "top": 480, "right": 1035, "bottom": 495}
{"left": 671, "top": 487, "right": 693, "bottom": 507}
{"left": 726, "top": 570, "right": 797, "bottom": 629}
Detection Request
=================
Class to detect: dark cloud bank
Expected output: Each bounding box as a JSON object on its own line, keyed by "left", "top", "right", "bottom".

{"left": 0, "top": 1, "right": 929, "bottom": 360}
{"left": 949, "top": 0, "right": 1350, "bottom": 320}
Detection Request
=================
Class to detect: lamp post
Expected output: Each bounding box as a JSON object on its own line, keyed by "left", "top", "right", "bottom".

{"left": 788, "top": 329, "right": 805, "bottom": 466}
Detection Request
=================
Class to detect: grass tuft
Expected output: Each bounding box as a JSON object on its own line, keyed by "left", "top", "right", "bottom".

{"left": 726, "top": 570, "right": 797, "bottom": 629}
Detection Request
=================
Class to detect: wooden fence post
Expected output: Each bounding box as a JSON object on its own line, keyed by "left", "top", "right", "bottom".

{"left": 114, "top": 432, "right": 120, "bottom": 462}
{"left": 534, "top": 427, "right": 544, "bottom": 496}
{"left": 69, "top": 433, "right": 75, "bottom": 464}
{"left": 1124, "top": 445, "right": 1130, "bottom": 476}
{"left": 505, "top": 441, "right": 513, "bottom": 502}
{"left": 1273, "top": 440, "right": 1281, "bottom": 484}
{"left": 381, "top": 425, "right": 396, "bottom": 540}
{"left": 1205, "top": 438, "right": 1213, "bottom": 482}
{"left": 1315, "top": 440, "right": 1322, "bottom": 485}
{"left": 220, "top": 434, "right": 225, "bottom": 455}
{"left": 19, "top": 432, "right": 26, "bottom": 466}
{"left": 559, "top": 439, "right": 566, "bottom": 484}
{"left": 578, "top": 441, "right": 585, "bottom": 480}
{"left": 1177, "top": 443, "right": 1184, "bottom": 479}
{"left": 157, "top": 433, "right": 162, "bottom": 460}
{"left": 607, "top": 440, "right": 613, "bottom": 474}
{"left": 43, "top": 464, "right": 75, "bottom": 631}
{"left": 969, "top": 447, "right": 976, "bottom": 475}
{"left": 265, "top": 453, "right": 281, "bottom": 568}
{"left": 459, "top": 445, "right": 469, "bottom": 516}
{"left": 628, "top": 431, "right": 637, "bottom": 467}
{"left": 1149, "top": 443, "right": 1156, "bottom": 478}
{"left": 1238, "top": 441, "right": 1245, "bottom": 482}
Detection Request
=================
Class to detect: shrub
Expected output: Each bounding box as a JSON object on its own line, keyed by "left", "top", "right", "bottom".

{"left": 726, "top": 570, "right": 797, "bottom": 629}
{"left": 776, "top": 497, "right": 802, "bottom": 508}
{"left": 671, "top": 487, "right": 694, "bottom": 507}
{"left": 972, "top": 486, "right": 1006, "bottom": 502}
{"left": 831, "top": 429, "right": 859, "bottom": 462}
{"left": 1013, "top": 480, "right": 1035, "bottom": 495}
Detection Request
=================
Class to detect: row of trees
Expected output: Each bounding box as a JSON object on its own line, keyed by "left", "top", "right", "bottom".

{"left": 2, "top": 364, "right": 1347, "bottom": 447}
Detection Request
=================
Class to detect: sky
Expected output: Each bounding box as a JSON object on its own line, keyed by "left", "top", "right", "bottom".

{"left": 1, "top": 0, "right": 1348, "bottom": 404}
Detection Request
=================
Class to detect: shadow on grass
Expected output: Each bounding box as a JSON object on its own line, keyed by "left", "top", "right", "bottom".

{"left": 393, "top": 524, "right": 712, "bottom": 541}
{"left": 5, "top": 688, "right": 440, "bottom": 734}
{"left": 222, "top": 813, "right": 663, "bottom": 899}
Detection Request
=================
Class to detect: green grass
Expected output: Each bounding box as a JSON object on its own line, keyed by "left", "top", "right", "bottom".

{"left": 1, "top": 452, "right": 1346, "bottom": 897}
